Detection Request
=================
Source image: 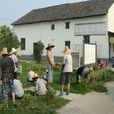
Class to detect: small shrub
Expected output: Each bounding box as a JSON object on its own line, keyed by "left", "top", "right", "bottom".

{"left": 33, "top": 41, "right": 44, "bottom": 63}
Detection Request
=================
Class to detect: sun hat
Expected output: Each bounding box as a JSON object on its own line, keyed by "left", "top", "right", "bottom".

{"left": 63, "top": 46, "right": 71, "bottom": 54}
{"left": 46, "top": 43, "right": 55, "bottom": 50}
{"left": 10, "top": 48, "right": 17, "bottom": 54}
{"left": 32, "top": 73, "right": 39, "bottom": 80}
{"left": 1, "top": 47, "right": 9, "bottom": 55}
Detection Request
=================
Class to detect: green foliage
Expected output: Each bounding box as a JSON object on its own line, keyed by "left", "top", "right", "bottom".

{"left": 88, "top": 68, "right": 114, "bottom": 82}
{"left": 18, "top": 61, "right": 114, "bottom": 94}
{"left": 46, "top": 87, "right": 56, "bottom": 100}
{"left": 54, "top": 63, "right": 61, "bottom": 71}
{"left": 33, "top": 41, "right": 44, "bottom": 63}
{"left": 0, "top": 93, "right": 69, "bottom": 114}
{"left": 0, "top": 25, "right": 20, "bottom": 52}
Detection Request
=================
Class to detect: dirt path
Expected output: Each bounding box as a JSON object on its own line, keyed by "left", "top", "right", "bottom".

{"left": 57, "top": 82, "right": 114, "bottom": 114}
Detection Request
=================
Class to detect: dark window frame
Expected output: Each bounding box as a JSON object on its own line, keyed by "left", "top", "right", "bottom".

{"left": 65, "top": 41, "right": 70, "bottom": 49}
{"left": 21, "top": 38, "right": 25, "bottom": 50}
{"left": 51, "top": 24, "right": 55, "bottom": 30}
{"left": 83, "top": 35, "right": 90, "bottom": 43}
{"left": 65, "top": 22, "right": 70, "bottom": 29}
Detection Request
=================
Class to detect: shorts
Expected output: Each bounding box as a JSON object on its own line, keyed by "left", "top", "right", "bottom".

{"left": 60, "top": 72, "right": 71, "bottom": 85}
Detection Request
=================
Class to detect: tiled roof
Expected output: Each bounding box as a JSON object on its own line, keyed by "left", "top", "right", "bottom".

{"left": 12, "top": 0, "right": 114, "bottom": 25}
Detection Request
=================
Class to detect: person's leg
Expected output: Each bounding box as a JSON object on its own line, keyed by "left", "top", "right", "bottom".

{"left": 51, "top": 67, "right": 53, "bottom": 82}
{"left": 9, "top": 80, "right": 16, "bottom": 104}
{"left": 2, "top": 80, "right": 8, "bottom": 102}
{"left": 76, "top": 73, "right": 80, "bottom": 84}
{"left": 47, "top": 65, "right": 53, "bottom": 88}
{"left": 59, "top": 72, "right": 66, "bottom": 96}
{"left": 12, "top": 92, "right": 16, "bottom": 103}
{"left": 66, "top": 72, "right": 71, "bottom": 95}
{"left": 59, "top": 84, "right": 64, "bottom": 96}
{"left": 66, "top": 84, "right": 70, "bottom": 95}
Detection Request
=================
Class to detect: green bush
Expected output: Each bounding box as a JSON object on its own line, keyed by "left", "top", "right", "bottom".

{"left": 88, "top": 68, "right": 114, "bottom": 82}
{"left": 33, "top": 41, "right": 44, "bottom": 63}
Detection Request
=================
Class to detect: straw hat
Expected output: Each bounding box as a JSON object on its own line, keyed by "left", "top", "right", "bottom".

{"left": 10, "top": 48, "right": 17, "bottom": 54}
{"left": 63, "top": 46, "right": 71, "bottom": 54}
{"left": 46, "top": 43, "right": 55, "bottom": 50}
{"left": 1, "top": 47, "right": 9, "bottom": 55}
{"left": 32, "top": 73, "right": 39, "bottom": 80}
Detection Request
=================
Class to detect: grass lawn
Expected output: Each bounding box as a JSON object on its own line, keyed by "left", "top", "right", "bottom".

{"left": 18, "top": 60, "right": 114, "bottom": 94}
{"left": 0, "top": 60, "right": 114, "bottom": 114}
{"left": 0, "top": 95, "right": 69, "bottom": 114}
{"left": 0, "top": 60, "right": 69, "bottom": 114}
{"left": 17, "top": 61, "right": 92, "bottom": 93}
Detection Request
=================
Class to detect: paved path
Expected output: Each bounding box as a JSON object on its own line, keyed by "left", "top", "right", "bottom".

{"left": 57, "top": 82, "right": 114, "bottom": 114}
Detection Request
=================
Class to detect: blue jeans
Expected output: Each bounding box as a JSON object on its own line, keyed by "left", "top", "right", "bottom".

{"left": 2, "top": 80, "right": 15, "bottom": 101}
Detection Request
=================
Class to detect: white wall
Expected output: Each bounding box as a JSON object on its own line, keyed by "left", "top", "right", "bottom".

{"left": 13, "top": 15, "right": 109, "bottom": 58}
{"left": 108, "top": 3, "right": 114, "bottom": 32}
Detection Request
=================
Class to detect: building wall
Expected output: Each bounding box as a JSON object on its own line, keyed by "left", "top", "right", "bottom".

{"left": 14, "top": 15, "right": 109, "bottom": 58}
{"left": 108, "top": 3, "right": 114, "bottom": 32}
{"left": 108, "top": 3, "right": 114, "bottom": 58}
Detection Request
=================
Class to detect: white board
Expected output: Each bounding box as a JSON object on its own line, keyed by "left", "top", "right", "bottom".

{"left": 75, "top": 22, "right": 106, "bottom": 35}
{"left": 84, "top": 44, "right": 96, "bottom": 65}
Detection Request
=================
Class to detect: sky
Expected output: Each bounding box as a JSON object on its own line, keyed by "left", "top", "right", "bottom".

{"left": 0, "top": 0, "right": 87, "bottom": 27}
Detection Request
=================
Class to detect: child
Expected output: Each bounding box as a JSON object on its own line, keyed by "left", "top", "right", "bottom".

{"left": 27, "top": 67, "right": 37, "bottom": 82}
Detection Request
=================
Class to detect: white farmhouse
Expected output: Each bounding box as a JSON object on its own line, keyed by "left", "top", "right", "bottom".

{"left": 12, "top": 0, "right": 114, "bottom": 61}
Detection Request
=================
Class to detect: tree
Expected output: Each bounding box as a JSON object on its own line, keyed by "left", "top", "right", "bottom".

{"left": 0, "top": 25, "right": 20, "bottom": 52}
{"left": 33, "top": 41, "right": 44, "bottom": 63}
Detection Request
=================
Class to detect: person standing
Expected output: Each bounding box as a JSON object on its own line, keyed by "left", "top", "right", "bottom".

{"left": 60, "top": 46, "right": 73, "bottom": 95}
{"left": 9, "top": 48, "right": 18, "bottom": 79}
{"left": 0, "top": 47, "right": 16, "bottom": 104}
{"left": 46, "top": 43, "right": 55, "bottom": 86}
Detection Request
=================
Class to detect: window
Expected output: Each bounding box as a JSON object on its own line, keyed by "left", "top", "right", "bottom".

{"left": 51, "top": 24, "right": 55, "bottom": 30}
{"left": 113, "top": 44, "right": 114, "bottom": 52}
{"left": 83, "top": 35, "right": 90, "bottom": 43}
{"left": 65, "top": 41, "right": 70, "bottom": 49}
{"left": 21, "top": 38, "right": 25, "bottom": 50}
{"left": 65, "top": 22, "right": 70, "bottom": 29}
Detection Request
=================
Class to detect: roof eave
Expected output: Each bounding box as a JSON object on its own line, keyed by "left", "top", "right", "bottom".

{"left": 12, "top": 13, "right": 106, "bottom": 26}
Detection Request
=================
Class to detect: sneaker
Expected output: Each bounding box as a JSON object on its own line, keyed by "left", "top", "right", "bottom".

{"left": 59, "top": 92, "right": 64, "bottom": 96}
